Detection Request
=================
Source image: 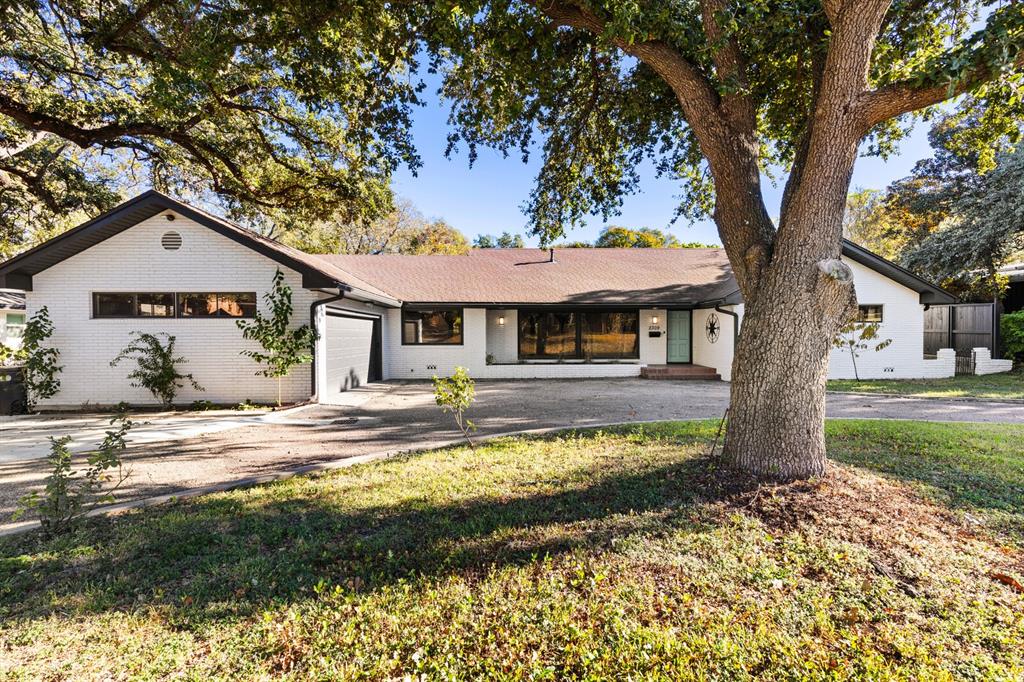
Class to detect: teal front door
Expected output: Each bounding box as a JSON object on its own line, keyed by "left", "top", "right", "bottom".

{"left": 667, "top": 310, "right": 691, "bottom": 363}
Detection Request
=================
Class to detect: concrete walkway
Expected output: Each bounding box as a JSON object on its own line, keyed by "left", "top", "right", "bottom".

{"left": 2, "top": 379, "right": 1022, "bottom": 532}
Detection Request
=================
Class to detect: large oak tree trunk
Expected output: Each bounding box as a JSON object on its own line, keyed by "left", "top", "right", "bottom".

{"left": 719, "top": 138, "right": 861, "bottom": 480}
{"left": 723, "top": 287, "right": 834, "bottom": 479}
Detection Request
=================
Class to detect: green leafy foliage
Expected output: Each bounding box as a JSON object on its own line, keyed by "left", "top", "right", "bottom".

{"left": 903, "top": 145, "right": 1024, "bottom": 297}
{"left": 832, "top": 322, "right": 893, "bottom": 381}
{"left": 594, "top": 226, "right": 678, "bottom": 248}
{"left": 474, "top": 232, "right": 525, "bottom": 248}
{"left": 432, "top": 366, "right": 476, "bottom": 449}
{"left": 16, "top": 306, "right": 62, "bottom": 410}
{"left": 405, "top": 220, "right": 470, "bottom": 255}
{"left": 14, "top": 415, "right": 133, "bottom": 537}
{"left": 1001, "top": 310, "right": 1024, "bottom": 362}
{"left": 1, "top": 0, "right": 409, "bottom": 247}
{"left": 282, "top": 198, "right": 471, "bottom": 256}
{"left": 110, "top": 332, "right": 203, "bottom": 407}
{"left": 0, "top": 136, "right": 122, "bottom": 259}
{"left": 236, "top": 270, "right": 317, "bottom": 406}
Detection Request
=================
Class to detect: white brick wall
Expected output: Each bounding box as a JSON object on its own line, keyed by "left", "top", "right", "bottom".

{"left": 973, "top": 348, "right": 1014, "bottom": 375}
{"left": 693, "top": 306, "right": 739, "bottom": 380}
{"left": 827, "top": 260, "right": 953, "bottom": 380}
{"left": 485, "top": 309, "right": 519, "bottom": 363}
{"left": 28, "top": 211, "right": 321, "bottom": 407}
{"left": 639, "top": 308, "right": 667, "bottom": 364}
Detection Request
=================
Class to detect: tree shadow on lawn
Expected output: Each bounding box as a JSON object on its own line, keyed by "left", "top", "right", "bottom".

{"left": 2, "top": 421, "right": 1021, "bottom": 632}
{"left": 824, "top": 421, "right": 1024, "bottom": 542}
{"left": 0, "top": 444, "right": 748, "bottom": 628}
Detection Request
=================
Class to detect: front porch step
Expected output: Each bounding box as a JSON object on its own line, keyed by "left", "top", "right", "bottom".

{"left": 641, "top": 364, "right": 721, "bottom": 381}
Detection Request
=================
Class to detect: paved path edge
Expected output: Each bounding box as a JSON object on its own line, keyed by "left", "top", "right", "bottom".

{"left": 0, "top": 419, "right": 679, "bottom": 539}
{"left": 826, "top": 390, "right": 1024, "bottom": 405}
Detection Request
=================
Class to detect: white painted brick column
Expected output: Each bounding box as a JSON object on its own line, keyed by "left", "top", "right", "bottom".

{"left": 973, "top": 348, "right": 1015, "bottom": 375}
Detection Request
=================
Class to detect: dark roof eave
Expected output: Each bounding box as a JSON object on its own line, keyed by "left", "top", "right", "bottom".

{"left": 840, "top": 239, "right": 957, "bottom": 305}
{"left": 0, "top": 191, "right": 400, "bottom": 304}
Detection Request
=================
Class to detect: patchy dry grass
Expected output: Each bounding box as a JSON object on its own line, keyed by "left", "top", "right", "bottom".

{"left": 829, "top": 369, "right": 1024, "bottom": 400}
{"left": 1, "top": 420, "right": 1023, "bottom": 680}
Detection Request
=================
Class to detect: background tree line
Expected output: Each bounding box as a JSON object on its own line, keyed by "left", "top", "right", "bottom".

{"left": 844, "top": 114, "right": 1024, "bottom": 302}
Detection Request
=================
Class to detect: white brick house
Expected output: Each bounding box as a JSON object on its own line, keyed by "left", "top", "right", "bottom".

{"left": 0, "top": 192, "right": 958, "bottom": 407}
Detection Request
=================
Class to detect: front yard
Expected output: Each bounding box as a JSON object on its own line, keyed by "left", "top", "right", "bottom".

{"left": 829, "top": 369, "right": 1024, "bottom": 400}
{"left": 2, "top": 420, "right": 1023, "bottom": 679}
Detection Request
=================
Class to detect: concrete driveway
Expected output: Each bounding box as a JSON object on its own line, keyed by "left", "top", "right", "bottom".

{"left": 2, "top": 379, "right": 1022, "bottom": 528}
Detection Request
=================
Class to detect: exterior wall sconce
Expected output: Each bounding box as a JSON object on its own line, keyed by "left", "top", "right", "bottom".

{"left": 498, "top": 316, "right": 505, "bottom": 326}
{"left": 651, "top": 315, "right": 659, "bottom": 325}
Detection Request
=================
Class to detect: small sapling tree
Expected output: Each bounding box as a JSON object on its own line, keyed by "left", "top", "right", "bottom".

{"left": 15, "top": 415, "right": 134, "bottom": 537}
{"left": 18, "top": 306, "right": 62, "bottom": 410}
{"left": 236, "top": 269, "right": 317, "bottom": 406}
{"left": 833, "top": 322, "right": 893, "bottom": 382}
{"left": 110, "top": 332, "right": 203, "bottom": 407}
{"left": 433, "top": 366, "right": 477, "bottom": 450}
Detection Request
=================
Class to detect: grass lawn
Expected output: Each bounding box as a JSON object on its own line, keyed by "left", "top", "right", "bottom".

{"left": 828, "top": 368, "right": 1024, "bottom": 400}
{"left": 2, "top": 420, "right": 1023, "bottom": 679}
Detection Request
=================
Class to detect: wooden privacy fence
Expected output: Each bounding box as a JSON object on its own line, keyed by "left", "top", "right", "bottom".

{"left": 924, "top": 303, "right": 999, "bottom": 374}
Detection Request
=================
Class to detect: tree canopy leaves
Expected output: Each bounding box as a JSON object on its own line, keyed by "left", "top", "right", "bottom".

{"left": 903, "top": 145, "right": 1024, "bottom": 297}
{"left": 0, "top": 0, "right": 418, "bottom": 249}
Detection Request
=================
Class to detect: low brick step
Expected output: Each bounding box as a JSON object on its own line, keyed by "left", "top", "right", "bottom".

{"left": 641, "top": 364, "right": 721, "bottom": 381}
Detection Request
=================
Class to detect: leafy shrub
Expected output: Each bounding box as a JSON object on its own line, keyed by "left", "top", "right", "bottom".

{"left": 190, "top": 399, "right": 215, "bottom": 411}
{"left": 433, "top": 366, "right": 476, "bottom": 449}
{"left": 1001, "top": 311, "right": 1024, "bottom": 363}
{"left": 110, "top": 332, "right": 203, "bottom": 407}
{"left": 15, "top": 416, "right": 134, "bottom": 537}
{"left": 237, "top": 269, "right": 317, "bottom": 406}
{"left": 19, "top": 307, "right": 63, "bottom": 409}
{"left": 832, "top": 322, "right": 892, "bottom": 381}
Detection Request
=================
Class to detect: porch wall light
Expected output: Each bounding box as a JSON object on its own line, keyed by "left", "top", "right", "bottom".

{"left": 651, "top": 315, "right": 659, "bottom": 325}
{"left": 498, "top": 315, "right": 506, "bottom": 326}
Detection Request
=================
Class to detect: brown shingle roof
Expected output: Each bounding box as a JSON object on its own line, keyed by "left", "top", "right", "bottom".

{"left": 313, "top": 248, "right": 740, "bottom": 306}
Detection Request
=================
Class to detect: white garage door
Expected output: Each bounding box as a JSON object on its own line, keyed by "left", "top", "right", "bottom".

{"left": 323, "top": 313, "right": 378, "bottom": 402}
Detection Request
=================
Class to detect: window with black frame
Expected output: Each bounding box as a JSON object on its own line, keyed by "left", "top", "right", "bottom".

{"left": 856, "top": 305, "right": 883, "bottom": 323}
{"left": 518, "top": 310, "right": 639, "bottom": 359}
{"left": 178, "top": 292, "right": 256, "bottom": 318}
{"left": 402, "top": 308, "right": 463, "bottom": 344}
{"left": 93, "top": 292, "right": 175, "bottom": 318}
{"left": 581, "top": 311, "right": 639, "bottom": 359}
{"left": 518, "top": 311, "right": 577, "bottom": 358}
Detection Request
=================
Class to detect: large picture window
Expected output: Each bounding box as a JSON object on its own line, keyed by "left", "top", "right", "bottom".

{"left": 402, "top": 308, "right": 463, "bottom": 345}
{"left": 519, "top": 309, "right": 639, "bottom": 360}
{"left": 92, "top": 292, "right": 255, "bottom": 319}
{"left": 582, "top": 311, "right": 640, "bottom": 359}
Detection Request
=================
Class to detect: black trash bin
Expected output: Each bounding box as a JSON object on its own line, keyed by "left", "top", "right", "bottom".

{"left": 0, "top": 366, "right": 27, "bottom": 415}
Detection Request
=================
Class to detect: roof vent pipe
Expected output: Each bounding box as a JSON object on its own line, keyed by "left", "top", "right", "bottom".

{"left": 549, "top": 248, "right": 555, "bottom": 263}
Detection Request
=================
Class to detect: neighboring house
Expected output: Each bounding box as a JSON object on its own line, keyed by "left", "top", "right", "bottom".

{"left": 999, "top": 262, "right": 1023, "bottom": 313}
{"left": 0, "top": 192, "right": 956, "bottom": 408}
{"left": 0, "top": 289, "right": 26, "bottom": 350}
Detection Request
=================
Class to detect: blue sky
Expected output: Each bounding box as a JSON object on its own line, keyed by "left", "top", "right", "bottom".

{"left": 392, "top": 89, "right": 935, "bottom": 247}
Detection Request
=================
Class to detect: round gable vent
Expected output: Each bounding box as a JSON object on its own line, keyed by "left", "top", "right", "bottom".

{"left": 161, "top": 231, "right": 182, "bottom": 251}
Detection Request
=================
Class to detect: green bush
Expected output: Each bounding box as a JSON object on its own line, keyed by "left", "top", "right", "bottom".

{"left": 433, "top": 366, "right": 476, "bottom": 449}
{"left": 1001, "top": 311, "right": 1024, "bottom": 362}
{"left": 19, "top": 306, "right": 63, "bottom": 409}
{"left": 111, "top": 332, "right": 203, "bottom": 407}
{"left": 15, "top": 416, "right": 134, "bottom": 537}
{"left": 236, "top": 269, "right": 317, "bottom": 406}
